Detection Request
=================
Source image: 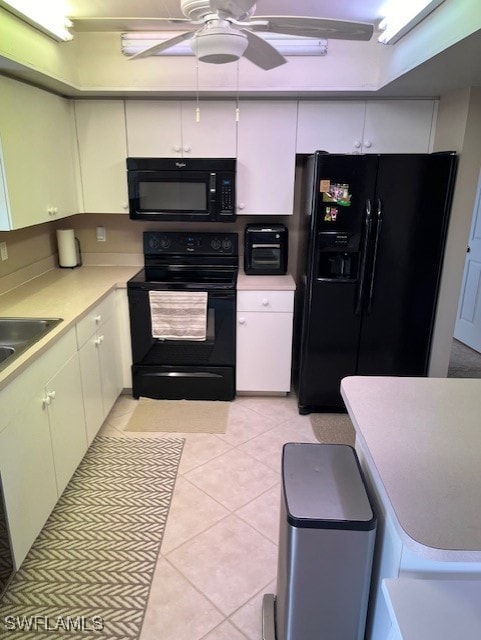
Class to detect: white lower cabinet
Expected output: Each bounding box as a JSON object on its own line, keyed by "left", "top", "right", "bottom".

{"left": 0, "top": 329, "right": 87, "bottom": 568}
{"left": 236, "top": 290, "right": 294, "bottom": 393}
{"left": 77, "top": 293, "right": 122, "bottom": 444}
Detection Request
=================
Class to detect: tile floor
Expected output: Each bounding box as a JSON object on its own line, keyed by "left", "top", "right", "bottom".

{"left": 99, "top": 393, "right": 318, "bottom": 640}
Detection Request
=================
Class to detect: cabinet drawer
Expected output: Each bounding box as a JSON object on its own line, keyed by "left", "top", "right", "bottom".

{"left": 237, "top": 290, "right": 294, "bottom": 313}
{"left": 75, "top": 293, "right": 115, "bottom": 347}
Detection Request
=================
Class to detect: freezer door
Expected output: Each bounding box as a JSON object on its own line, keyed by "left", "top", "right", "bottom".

{"left": 297, "top": 153, "right": 379, "bottom": 412}
{"left": 357, "top": 153, "right": 457, "bottom": 375}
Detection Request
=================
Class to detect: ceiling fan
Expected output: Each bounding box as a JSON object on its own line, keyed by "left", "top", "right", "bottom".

{"left": 128, "top": 0, "right": 374, "bottom": 70}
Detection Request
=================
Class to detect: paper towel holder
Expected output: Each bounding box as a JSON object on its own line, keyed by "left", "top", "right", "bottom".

{"left": 57, "top": 229, "right": 82, "bottom": 268}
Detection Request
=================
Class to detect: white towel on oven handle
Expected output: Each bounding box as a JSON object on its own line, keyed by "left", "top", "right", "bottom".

{"left": 149, "top": 290, "right": 208, "bottom": 341}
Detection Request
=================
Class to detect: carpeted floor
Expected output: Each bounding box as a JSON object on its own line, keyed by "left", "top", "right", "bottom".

{"left": 309, "top": 413, "right": 356, "bottom": 446}
{"left": 0, "top": 436, "right": 184, "bottom": 639}
{"left": 448, "top": 339, "right": 481, "bottom": 378}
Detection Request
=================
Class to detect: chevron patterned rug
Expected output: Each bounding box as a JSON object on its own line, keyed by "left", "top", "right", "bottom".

{"left": 0, "top": 436, "right": 184, "bottom": 639}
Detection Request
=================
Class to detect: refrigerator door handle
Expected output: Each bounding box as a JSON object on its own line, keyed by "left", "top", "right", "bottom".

{"left": 367, "top": 199, "right": 383, "bottom": 315}
{"left": 355, "top": 199, "right": 373, "bottom": 316}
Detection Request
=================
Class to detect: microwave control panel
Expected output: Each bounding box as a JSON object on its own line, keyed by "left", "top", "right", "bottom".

{"left": 213, "top": 173, "right": 235, "bottom": 216}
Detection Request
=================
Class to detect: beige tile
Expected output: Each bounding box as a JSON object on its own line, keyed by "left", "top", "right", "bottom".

{"left": 177, "top": 433, "right": 233, "bottom": 474}
{"left": 167, "top": 515, "right": 277, "bottom": 616}
{"left": 141, "top": 557, "right": 224, "bottom": 640}
{"left": 184, "top": 448, "right": 279, "bottom": 510}
{"left": 238, "top": 419, "right": 317, "bottom": 472}
{"left": 201, "top": 621, "right": 248, "bottom": 640}
{"left": 230, "top": 580, "right": 277, "bottom": 640}
{"left": 237, "top": 396, "right": 299, "bottom": 423}
{"left": 161, "top": 478, "right": 229, "bottom": 554}
{"left": 235, "top": 484, "right": 281, "bottom": 544}
{"left": 217, "top": 403, "right": 279, "bottom": 447}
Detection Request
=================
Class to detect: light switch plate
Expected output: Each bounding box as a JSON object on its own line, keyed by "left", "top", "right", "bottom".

{"left": 96, "top": 226, "right": 106, "bottom": 242}
{"left": 0, "top": 241, "right": 7, "bottom": 261}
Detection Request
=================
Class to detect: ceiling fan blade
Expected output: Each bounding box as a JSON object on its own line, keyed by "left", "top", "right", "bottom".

{"left": 210, "top": 0, "right": 256, "bottom": 20}
{"left": 71, "top": 17, "right": 194, "bottom": 32}
{"left": 129, "top": 31, "right": 192, "bottom": 59}
{"left": 251, "top": 16, "right": 374, "bottom": 41}
{"left": 241, "top": 30, "right": 287, "bottom": 70}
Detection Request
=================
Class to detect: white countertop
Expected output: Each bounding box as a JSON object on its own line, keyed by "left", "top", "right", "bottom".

{"left": 341, "top": 376, "right": 481, "bottom": 560}
{"left": 383, "top": 578, "right": 481, "bottom": 639}
{"left": 237, "top": 272, "right": 296, "bottom": 290}
{"left": 0, "top": 266, "right": 139, "bottom": 390}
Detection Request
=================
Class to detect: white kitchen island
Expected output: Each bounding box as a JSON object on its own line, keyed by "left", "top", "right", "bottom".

{"left": 340, "top": 376, "right": 481, "bottom": 640}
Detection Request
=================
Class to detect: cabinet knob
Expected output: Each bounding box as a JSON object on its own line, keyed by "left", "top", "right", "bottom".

{"left": 94, "top": 336, "right": 104, "bottom": 346}
{"left": 262, "top": 298, "right": 269, "bottom": 306}
{"left": 47, "top": 391, "right": 56, "bottom": 400}
{"left": 364, "top": 140, "right": 372, "bottom": 148}
{"left": 95, "top": 315, "right": 102, "bottom": 324}
{"left": 353, "top": 140, "right": 361, "bottom": 148}
{"left": 173, "top": 145, "right": 181, "bottom": 152}
{"left": 239, "top": 317, "right": 246, "bottom": 324}
{"left": 42, "top": 396, "right": 51, "bottom": 408}
{"left": 183, "top": 145, "right": 191, "bottom": 153}
{"left": 238, "top": 203, "right": 245, "bottom": 210}
{"left": 122, "top": 202, "right": 128, "bottom": 210}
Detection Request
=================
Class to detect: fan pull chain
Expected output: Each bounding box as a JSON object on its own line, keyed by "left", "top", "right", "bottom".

{"left": 195, "top": 47, "right": 200, "bottom": 123}
{"left": 235, "top": 61, "right": 240, "bottom": 122}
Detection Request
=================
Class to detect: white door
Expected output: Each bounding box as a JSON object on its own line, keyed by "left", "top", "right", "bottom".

{"left": 454, "top": 169, "right": 481, "bottom": 352}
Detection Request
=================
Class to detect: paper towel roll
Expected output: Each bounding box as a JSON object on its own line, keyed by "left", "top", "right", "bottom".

{"left": 57, "top": 229, "right": 78, "bottom": 268}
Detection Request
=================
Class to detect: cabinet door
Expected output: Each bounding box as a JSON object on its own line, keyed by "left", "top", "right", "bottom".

{"left": 75, "top": 100, "right": 129, "bottom": 213}
{"left": 236, "top": 311, "right": 293, "bottom": 392}
{"left": 45, "top": 97, "right": 79, "bottom": 219}
{"left": 46, "top": 354, "right": 88, "bottom": 495}
{"left": 181, "top": 101, "right": 237, "bottom": 157}
{"left": 296, "top": 101, "right": 366, "bottom": 154}
{"left": 78, "top": 335, "right": 104, "bottom": 445}
{"left": 98, "top": 313, "right": 122, "bottom": 418}
{"left": 126, "top": 101, "right": 183, "bottom": 156}
{"left": 362, "top": 100, "right": 436, "bottom": 153}
{"left": 236, "top": 101, "right": 298, "bottom": 215}
{"left": 0, "top": 389, "right": 58, "bottom": 568}
{"left": 0, "top": 76, "right": 77, "bottom": 229}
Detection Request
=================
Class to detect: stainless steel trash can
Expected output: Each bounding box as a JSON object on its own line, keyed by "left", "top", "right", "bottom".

{"left": 263, "top": 443, "right": 376, "bottom": 640}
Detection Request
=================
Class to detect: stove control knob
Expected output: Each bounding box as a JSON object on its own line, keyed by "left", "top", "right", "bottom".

{"left": 147, "top": 236, "right": 160, "bottom": 250}
{"left": 160, "top": 237, "right": 171, "bottom": 250}
{"left": 222, "top": 238, "right": 232, "bottom": 251}
{"left": 211, "top": 238, "right": 221, "bottom": 251}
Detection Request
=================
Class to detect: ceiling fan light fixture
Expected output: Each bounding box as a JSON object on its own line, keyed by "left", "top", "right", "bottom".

{"left": 190, "top": 26, "right": 248, "bottom": 63}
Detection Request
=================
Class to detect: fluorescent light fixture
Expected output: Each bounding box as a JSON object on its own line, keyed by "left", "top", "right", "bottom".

{"left": 378, "top": 0, "right": 445, "bottom": 44}
{"left": 0, "top": 0, "right": 73, "bottom": 41}
{"left": 121, "top": 32, "right": 328, "bottom": 57}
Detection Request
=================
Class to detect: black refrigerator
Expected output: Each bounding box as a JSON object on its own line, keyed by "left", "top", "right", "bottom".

{"left": 294, "top": 151, "right": 457, "bottom": 413}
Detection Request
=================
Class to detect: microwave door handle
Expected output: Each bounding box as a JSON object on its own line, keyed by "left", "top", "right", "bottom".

{"left": 355, "top": 200, "right": 373, "bottom": 316}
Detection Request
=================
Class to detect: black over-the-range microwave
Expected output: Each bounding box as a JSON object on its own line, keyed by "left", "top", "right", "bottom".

{"left": 127, "top": 157, "right": 236, "bottom": 223}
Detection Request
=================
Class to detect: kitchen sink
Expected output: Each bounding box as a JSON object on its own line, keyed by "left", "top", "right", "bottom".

{"left": 0, "top": 317, "right": 63, "bottom": 371}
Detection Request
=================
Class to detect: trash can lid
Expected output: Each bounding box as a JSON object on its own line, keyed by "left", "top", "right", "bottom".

{"left": 282, "top": 443, "right": 376, "bottom": 530}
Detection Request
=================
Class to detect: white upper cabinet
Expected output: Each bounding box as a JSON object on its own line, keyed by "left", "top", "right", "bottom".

{"left": 0, "top": 76, "right": 78, "bottom": 230}
{"left": 297, "top": 101, "right": 367, "bottom": 154}
{"left": 296, "top": 99, "right": 437, "bottom": 155}
{"left": 362, "top": 100, "right": 437, "bottom": 153}
{"left": 236, "top": 101, "right": 298, "bottom": 216}
{"left": 75, "top": 100, "right": 129, "bottom": 214}
{"left": 125, "top": 100, "right": 237, "bottom": 157}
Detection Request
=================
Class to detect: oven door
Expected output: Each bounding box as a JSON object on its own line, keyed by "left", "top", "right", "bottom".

{"left": 128, "top": 287, "right": 236, "bottom": 400}
{"left": 128, "top": 170, "right": 215, "bottom": 222}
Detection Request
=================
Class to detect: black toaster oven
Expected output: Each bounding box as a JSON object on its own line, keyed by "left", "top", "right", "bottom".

{"left": 244, "top": 224, "right": 288, "bottom": 275}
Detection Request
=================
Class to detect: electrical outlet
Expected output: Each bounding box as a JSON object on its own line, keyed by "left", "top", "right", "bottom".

{"left": 96, "top": 226, "right": 106, "bottom": 242}
{"left": 0, "top": 241, "right": 7, "bottom": 261}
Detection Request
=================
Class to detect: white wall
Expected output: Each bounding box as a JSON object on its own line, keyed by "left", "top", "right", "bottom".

{"left": 429, "top": 87, "right": 481, "bottom": 375}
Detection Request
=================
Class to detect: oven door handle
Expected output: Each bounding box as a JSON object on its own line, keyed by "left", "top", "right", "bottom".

{"left": 142, "top": 371, "right": 224, "bottom": 378}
